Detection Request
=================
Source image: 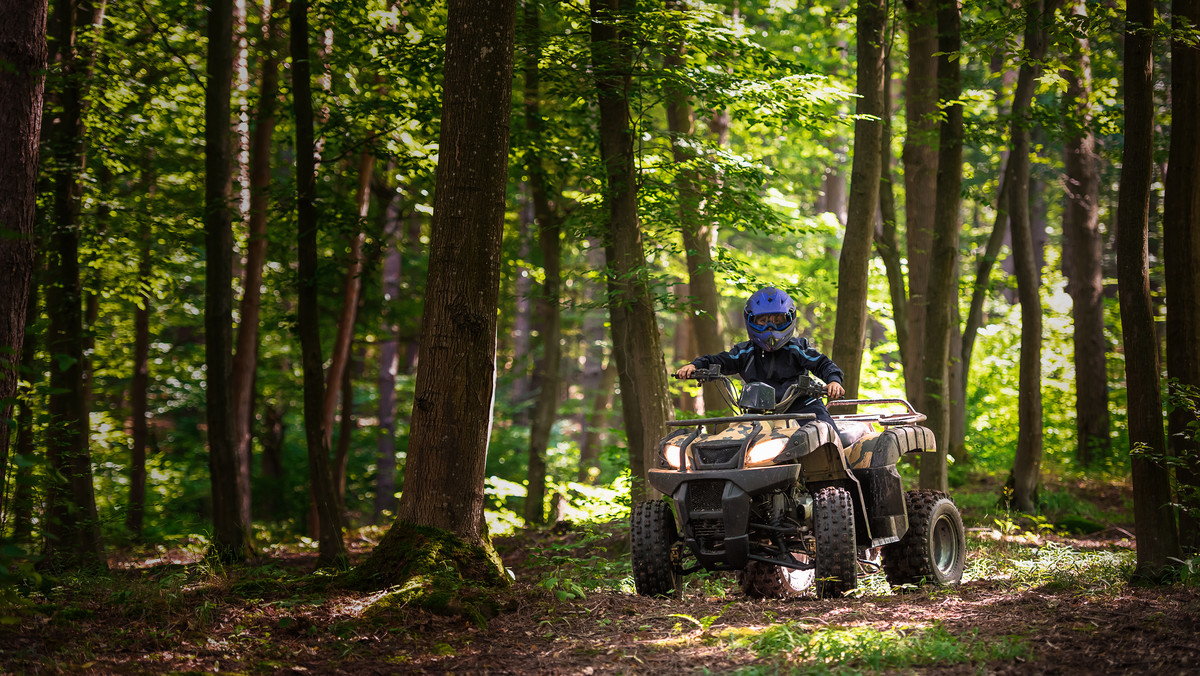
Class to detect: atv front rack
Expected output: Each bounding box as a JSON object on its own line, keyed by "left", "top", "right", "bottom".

{"left": 827, "top": 398, "right": 927, "bottom": 426}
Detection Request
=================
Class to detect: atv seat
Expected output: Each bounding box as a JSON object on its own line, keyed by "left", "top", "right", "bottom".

{"left": 837, "top": 420, "right": 875, "bottom": 448}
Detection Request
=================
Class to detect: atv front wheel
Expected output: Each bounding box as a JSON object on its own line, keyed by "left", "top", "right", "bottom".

{"left": 881, "top": 490, "right": 966, "bottom": 587}
{"left": 813, "top": 486, "right": 857, "bottom": 599}
{"left": 737, "top": 557, "right": 815, "bottom": 598}
{"left": 630, "top": 500, "right": 684, "bottom": 597}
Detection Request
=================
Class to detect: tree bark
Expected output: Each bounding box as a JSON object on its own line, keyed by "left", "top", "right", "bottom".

{"left": 591, "top": 0, "right": 673, "bottom": 502}
{"left": 1164, "top": 0, "right": 1200, "bottom": 553}
{"left": 384, "top": 0, "right": 516, "bottom": 546}
{"left": 1060, "top": 1, "right": 1110, "bottom": 467}
{"left": 665, "top": 0, "right": 724, "bottom": 416}
{"left": 232, "top": 0, "right": 282, "bottom": 529}
{"left": 11, "top": 258, "right": 41, "bottom": 543}
{"left": 902, "top": 0, "right": 940, "bottom": 406}
{"left": 1118, "top": 2, "right": 1180, "bottom": 579}
{"left": 42, "top": 0, "right": 105, "bottom": 572}
{"left": 127, "top": 163, "right": 155, "bottom": 540}
{"left": 291, "top": 0, "right": 347, "bottom": 567}
{"left": 917, "top": 0, "right": 962, "bottom": 493}
{"left": 831, "top": 0, "right": 886, "bottom": 399}
{"left": 0, "top": 0, "right": 47, "bottom": 483}
{"left": 876, "top": 47, "right": 908, "bottom": 369}
{"left": 374, "top": 181, "right": 402, "bottom": 523}
{"left": 206, "top": 0, "right": 249, "bottom": 562}
{"left": 522, "top": 0, "right": 562, "bottom": 525}
{"left": 1005, "top": 0, "right": 1054, "bottom": 513}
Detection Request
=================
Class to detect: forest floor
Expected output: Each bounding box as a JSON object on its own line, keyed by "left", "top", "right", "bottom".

{"left": 2, "top": 476, "right": 1199, "bottom": 674}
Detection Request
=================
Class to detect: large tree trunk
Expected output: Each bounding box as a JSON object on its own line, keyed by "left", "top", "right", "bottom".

{"left": 43, "top": 0, "right": 105, "bottom": 572}
{"left": 377, "top": 0, "right": 516, "bottom": 548}
{"left": 1005, "top": 0, "right": 1054, "bottom": 513}
{"left": 291, "top": 0, "right": 346, "bottom": 567}
{"left": 902, "top": 0, "right": 940, "bottom": 405}
{"left": 665, "top": 0, "right": 724, "bottom": 415}
{"left": 12, "top": 263, "right": 40, "bottom": 543}
{"left": 522, "top": 0, "right": 562, "bottom": 525}
{"left": 206, "top": 0, "right": 249, "bottom": 562}
{"left": 1061, "top": 1, "right": 1110, "bottom": 467}
{"left": 916, "top": 0, "right": 962, "bottom": 492}
{"left": 591, "top": 0, "right": 672, "bottom": 502}
{"left": 232, "top": 0, "right": 281, "bottom": 528}
{"left": 831, "top": 0, "right": 886, "bottom": 398}
{"left": 0, "top": 0, "right": 47, "bottom": 482}
{"left": 1118, "top": 1, "right": 1180, "bottom": 579}
{"left": 1164, "top": 0, "right": 1200, "bottom": 554}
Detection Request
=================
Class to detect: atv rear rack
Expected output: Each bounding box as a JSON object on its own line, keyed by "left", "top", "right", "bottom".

{"left": 827, "top": 398, "right": 927, "bottom": 426}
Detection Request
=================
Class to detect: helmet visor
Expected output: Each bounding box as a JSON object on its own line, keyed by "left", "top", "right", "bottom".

{"left": 749, "top": 312, "right": 792, "bottom": 332}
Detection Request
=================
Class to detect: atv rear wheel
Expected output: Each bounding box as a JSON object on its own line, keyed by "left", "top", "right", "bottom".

{"left": 813, "top": 486, "right": 857, "bottom": 599}
{"left": 737, "top": 557, "right": 815, "bottom": 598}
{"left": 881, "top": 490, "right": 966, "bottom": 587}
{"left": 630, "top": 500, "right": 684, "bottom": 597}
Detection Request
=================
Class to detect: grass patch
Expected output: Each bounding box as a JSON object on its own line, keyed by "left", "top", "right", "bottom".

{"left": 720, "top": 622, "right": 1029, "bottom": 674}
{"left": 965, "top": 537, "right": 1135, "bottom": 592}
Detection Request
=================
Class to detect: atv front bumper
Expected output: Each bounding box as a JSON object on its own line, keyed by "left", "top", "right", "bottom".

{"left": 647, "top": 465, "right": 801, "bottom": 571}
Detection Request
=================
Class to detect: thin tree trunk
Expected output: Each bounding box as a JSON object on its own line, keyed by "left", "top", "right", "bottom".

{"left": 903, "top": 0, "right": 940, "bottom": 406}
{"left": 0, "top": 0, "right": 47, "bottom": 484}
{"left": 591, "top": 0, "right": 673, "bottom": 502}
{"left": 127, "top": 163, "right": 155, "bottom": 540}
{"left": 1061, "top": 1, "right": 1110, "bottom": 467}
{"left": 522, "top": 0, "right": 562, "bottom": 525}
{"left": 1118, "top": 1, "right": 1180, "bottom": 579}
{"left": 374, "top": 181, "right": 402, "bottom": 523}
{"left": 11, "top": 259, "right": 41, "bottom": 543}
{"left": 1164, "top": 0, "right": 1200, "bottom": 553}
{"left": 232, "top": 0, "right": 281, "bottom": 530}
{"left": 43, "top": 0, "right": 105, "bottom": 572}
{"left": 831, "top": 0, "right": 886, "bottom": 399}
{"left": 961, "top": 164, "right": 1011, "bottom": 386}
{"left": 917, "top": 0, "right": 962, "bottom": 492}
{"left": 876, "top": 48, "right": 907, "bottom": 366}
{"left": 206, "top": 0, "right": 249, "bottom": 562}
{"left": 1006, "top": 0, "right": 1054, "bottom": 512}
{"left": 291, "top": 0, "right": 347, "bottom": 567}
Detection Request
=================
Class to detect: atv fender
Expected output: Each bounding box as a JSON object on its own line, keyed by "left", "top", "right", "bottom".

{"left": 839, "top": 425, "right": 936, "bottom": 545}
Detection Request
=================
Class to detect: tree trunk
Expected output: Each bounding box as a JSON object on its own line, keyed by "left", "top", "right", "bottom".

{"left": 1006, "top": 0, "right": 1054, "bottom": 513}
{"left": 1060, "top": 2, "right": 1110, "bottom": 467}
{"left": 917, "top": 0, "right": 962, "bottom": 493}
{"left": 206, "top": 0, "right": 249, "bottom": 562}
{"left": 127, "top": 164, "right": 155, "bottom": 540}
{"left": 591, "top": 0, "right": 673, "bottom": 502}
{"left": 1118, "top": 1, "right": 1180, "bottom": 579}
{"left": 43, "top": 0, "right": 105, "bottom": 572}
{"left": 291, "top": 0, "right": 347, "bottom": 567}
{"left": 374, "top": 182, "right": 402, "bottom": 523}
{"left": 522, "top": 0, "right": 562, "bottom": 525}
{"left": 11, "top": 259, "right": 41, "bottom": 543}
{"left": 902, "top": 0, "right": 940, "bottom": 406}
{"left": 381, "top": 0, "right": 516, "bottom": 548}
{"left": 1164, "top": 0, "right": 1200, "bottom": 554}
{"left": 961, "top": 164, "right": 1011, "bottom": 398}
{"left": 876, "top": 48, "right": 907, "bottom": 369}
{"left": 0, "top": 0, "right": 46, "bottom": 481}
{"left": 232, "top": 0, "right": 281, "bottom": 530}
{"left": 665, "top": 0, "right": 724, "bottom": 416}
{"left": 830, "top": 0, "right": 885, "bottom": 399}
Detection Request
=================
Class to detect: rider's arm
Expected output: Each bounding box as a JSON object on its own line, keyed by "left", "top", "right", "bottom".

{"left": 691, "top": 342, "right": 753, "bottom": 376}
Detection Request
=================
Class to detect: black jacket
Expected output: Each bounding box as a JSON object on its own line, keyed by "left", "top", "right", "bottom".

{"left": 690, "top": 337, "right": 844, "bottom": 412}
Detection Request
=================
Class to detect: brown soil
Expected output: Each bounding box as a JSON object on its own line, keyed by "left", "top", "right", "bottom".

{"left": 2, "top": 527, "right": 1197, "bottom": 675}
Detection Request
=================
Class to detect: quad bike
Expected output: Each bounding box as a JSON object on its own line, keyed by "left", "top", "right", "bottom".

{"left": 630, "top": 365, "right": 966, "bottom": 599}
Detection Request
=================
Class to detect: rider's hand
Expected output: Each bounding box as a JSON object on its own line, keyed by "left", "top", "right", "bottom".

{"left": 826, "top": 382, "right": 845, "bottom": 400}
{"left": 675, "top": 364, "right": 697, "bottom": 379}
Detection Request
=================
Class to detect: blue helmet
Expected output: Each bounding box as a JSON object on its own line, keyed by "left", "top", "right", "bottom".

{"left": 744, "top": 287, "right": 796, "bottom": 351}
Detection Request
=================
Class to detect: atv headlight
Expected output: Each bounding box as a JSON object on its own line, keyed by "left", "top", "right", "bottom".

{"left": 746, "top": 437, "right": 788, "bottom": 467}
{"left": 663, "top": 443, "right": 689, "bottom": 469}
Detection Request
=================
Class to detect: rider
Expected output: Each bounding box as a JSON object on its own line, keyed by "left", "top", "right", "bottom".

{"left": 674, "top": 286, "right": 845, "bottom": 430}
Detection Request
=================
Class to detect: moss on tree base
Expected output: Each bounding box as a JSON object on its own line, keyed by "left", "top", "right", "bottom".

{"left": 342, "top": 522, "right": 510, "bottom": 627}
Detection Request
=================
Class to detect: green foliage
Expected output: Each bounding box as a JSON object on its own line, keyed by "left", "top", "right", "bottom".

{"left": 722, "top": 622, "right": 1029, "bottom": 674}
